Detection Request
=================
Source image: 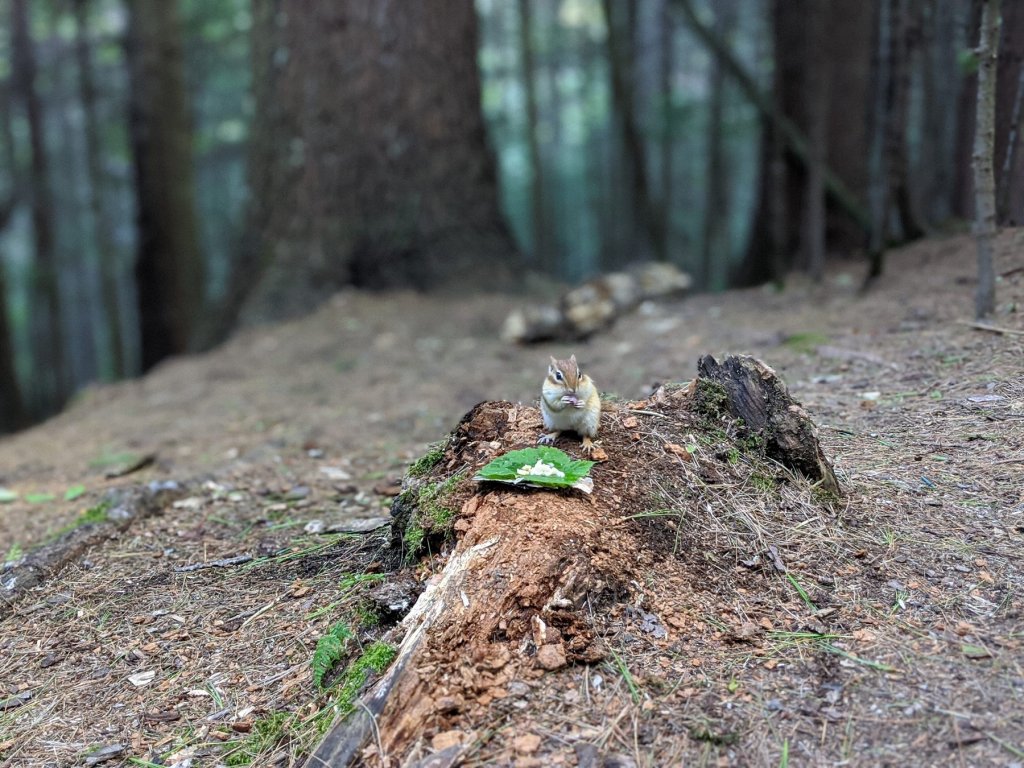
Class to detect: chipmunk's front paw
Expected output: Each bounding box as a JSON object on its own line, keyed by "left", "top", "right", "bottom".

{"left": 581, "top": 436, "right": 596, "bottom": 456}
{"left": 538, "top": 431, "right": 559, "bottom": 445}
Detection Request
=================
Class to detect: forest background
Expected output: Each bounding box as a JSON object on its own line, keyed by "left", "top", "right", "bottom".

{"left": 0, "top": 0, "right": 1020, "bottom": 434}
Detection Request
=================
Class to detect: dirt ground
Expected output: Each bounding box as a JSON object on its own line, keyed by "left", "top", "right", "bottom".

{"left": 1, "top": 230, "right": 1022, "bottom": 767}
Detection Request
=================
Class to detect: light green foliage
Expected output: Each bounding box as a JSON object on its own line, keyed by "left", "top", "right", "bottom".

{"left": 3, "top": 542, "right": 22, "bottom": 562}
{"left": 782, "top": 332, "right": 830, "bottom": 354}
{"left": 312, "top": 622, "right": 354, "bottom": 689}
{"left": 64, "top": 484, "right": 87, "bottom": 501}
{"left": 407, "top": 440, "right": 447, "bottom": 477}
{"left": 225, "top": 712, "right": 294, "bottom": 766}
{"left": 333, "top": 641, "right": 397, "bottom": 715}
{"left": 474, "top": 446, "right": 593, "bottom": 489}
{"left": 76, "top": 502, "right": 111, "bottom": 526}
{"left": 0, "top": 488, "right": 19, "bottom": 503}
{"left": 403, "top": 472, "right": 464, "bottom": 559}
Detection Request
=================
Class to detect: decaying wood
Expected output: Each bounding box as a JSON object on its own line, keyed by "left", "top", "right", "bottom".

{"left": 696, "top": 354, "right": 841, "bottom": 494}
{"left": 502, "top": 262, "right": 692, "bottom": 343}
{"left": 0, "top": 482, "right": 184, "bottom": 619}
{"left": 311, "top": 355, "right": 840, "bottom": 765}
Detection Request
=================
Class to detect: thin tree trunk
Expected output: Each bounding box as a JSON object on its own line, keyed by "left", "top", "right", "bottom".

{"left": 994, "top": 0, "right": 1024, "bottom": 222}
{"left": 804, "top": 1, "right": 830, "bottom": 282}
{"left": 973, "top": 0, "right": 1000, "bottom": 318}
{"left": 125, "top": 0, "right": 204, "bottom": 370}
{"left": 11, "top": 0, "right": 66, "bottom": 411}
{"left": 601, "top": 0, "right": 666, "bottom": 261}
{"left": 953, "top": 0, "right": 985, "bottom": 219}
{"left": 700, "top": 0, "right": 736, "bottom": 289}
{"left": 73, "top": 0, "right": 125, "bottom": 380}
{"left": 997, "top": 69, "right": 1024, "bottom": 221}
{"left": 887, "top": 0, "right": 925, "bottom": 240}
{"left": 517, "top": 0, "right": 546, "bottom": 267}
{"left": 0, "top": 153, "right": 26, "bottom": 431}
{"left": 659, "top": 0, "right": 674, "bottom": 263}
{"left": 866, "top": 0, "right": 894, "bottom": 286}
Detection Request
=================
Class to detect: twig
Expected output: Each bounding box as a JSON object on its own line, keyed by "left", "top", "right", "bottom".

{"left": 173, "top": 554, "right": 253, "bottom": 572}
{"left": 958, "top": 320, "right": 1024, "bottom": 336}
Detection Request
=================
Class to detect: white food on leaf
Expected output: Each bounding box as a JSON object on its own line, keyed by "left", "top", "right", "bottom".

{"left": 516, "top": 460, "right": 566, "bottom": 478}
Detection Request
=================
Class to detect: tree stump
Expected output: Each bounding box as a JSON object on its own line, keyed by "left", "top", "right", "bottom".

{"left": 696, "top": 355, "right": 840, "bottom": 495}
{"left": 310, "top": 355, "right": 840, "bottom": 766}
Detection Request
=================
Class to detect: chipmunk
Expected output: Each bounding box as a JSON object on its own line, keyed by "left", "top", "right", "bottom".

{"left": 538, "top": 354, "right": 600, "bottom": 455}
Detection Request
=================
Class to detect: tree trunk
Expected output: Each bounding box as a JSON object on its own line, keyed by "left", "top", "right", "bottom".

{"left": 125, "top": 0, "right": 204, "bottom": 371}
{"left": 11, "top": 0, "right": 67, "bottom": 411}
{"left": 803, "top": 1, "right": 830, "bottom": 282}
{"left": 887, "top": 0, "right": 926, "bottom": 241}
{"left": 995, "top": 1, "right": 1024, "bottom": 223}
{"left": 659, "top": 0, "right": 674, "bottom": 264}
{"left": 700, "top": 0, "right": 736, "bottom": 290}
{"left": 973, "top": 0, "right": 1000, "bottom": 318}
{"left": 73, "top": 0, "right": 126, "bottom": 380}
{"left": 0, "top": 188, "right": 26, "bottom": 433}
{"left": 312, "top": 356, "right": 839, "bottom": 764}
{"left": 823, "top": 1, "right": 875, "bottom": 250}
{"left": 224, "top": 0, "right": 518, "bottom": 327}
{"left": 866, "top": 0, "right": 893, "bottom": 286}
{"left": 917, "top": 0, "right": 961, "bottom": 229}
{"left": 601, "top": 0, "right": 666, "bottom": 262}
{"left": 953, "top": 0, "right": 985, "bottom": 220}
{"left": 518, "top": 0, "right": 547, "bottom": 267}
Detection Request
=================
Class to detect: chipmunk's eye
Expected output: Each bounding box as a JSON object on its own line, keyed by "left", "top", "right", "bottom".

{"left": 554, "top": 371, "right": 563, "bottom": 381}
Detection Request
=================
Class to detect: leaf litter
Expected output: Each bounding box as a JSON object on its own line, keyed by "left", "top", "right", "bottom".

{"left": 0, "top": 231, "right": 1022, "bottom": 765}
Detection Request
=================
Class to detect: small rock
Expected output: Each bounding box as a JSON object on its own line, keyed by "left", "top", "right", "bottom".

{"left": 85, "top": 744, "right": 125, "bottom": 765}
{"left": 536, "top": 643, "right": 567, "bottom": 671}
{"left": 284, "top": 485, "right": 310, "bottom": 501}
{"left": 513, "top": 733, "right": 542, "bottom": 754}
{"left": 431, "top": 730, "right": 466, "bottom": 751}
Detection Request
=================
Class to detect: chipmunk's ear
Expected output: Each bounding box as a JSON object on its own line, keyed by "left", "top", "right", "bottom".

{"left": 549, "top": 356, "right": 559, "bottom": 369}
{"left": 569, "top": 353, "right": 577, "bottom": 366}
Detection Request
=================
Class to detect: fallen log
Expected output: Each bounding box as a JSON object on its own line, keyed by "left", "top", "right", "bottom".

{"left": 309, "top": 355, "right": 840, "bottom": 766}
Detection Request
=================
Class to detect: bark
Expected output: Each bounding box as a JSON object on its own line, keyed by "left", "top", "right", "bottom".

{"left": 973, "top": 0, "right": 1000, "bottom": 318}
{"left": 73, "top": 0, "right": 125, "bottom": 379}
{"left": 917, "top": 0, "right": 961, "bottom": 228}
{"left": 226, "top": 0, "right": 518, "bottom": 328}
{"left": 601, "top": 0, "right": 667, "bottom": 261}
{"left": 0, "top": 261, "right": 24, "bottom": 433}
{"left": 0, "top": 174, "right": 26, "bottom": 431}
{"left": 125, "top": 0, "right": 204, "bottom": 370}
{"left": 659, "top": 0, "right": 674, "bottom": 263}
{"left": 700, "top": 0, "right": 736, "bottom": 290}
{"left": 803, "top": 0, "right": 830, "bottom": 282}
{"left": 696, "top": 355, "right": 841, "bottom": 494}
{"left": 995, "top": 1, "right": 1024, "bottom": 222}
{"left": 886, "top": 0, "right": 926, "bottom": 241}
{"left": 518, "top": 0, "right": 547, "bottom": 266}
{"left": 866, "top": 0, "right": 894, "bottom": 285}
{"left": 11, "top": 0, "right": 67, "bottom": 409}
{"left": 953, "top": 0, "right": 985, "bottom": 219}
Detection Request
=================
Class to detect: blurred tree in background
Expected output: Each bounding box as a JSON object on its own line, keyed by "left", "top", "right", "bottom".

{"left": 0, "top": 0, "right": 1020, "bottom": 432}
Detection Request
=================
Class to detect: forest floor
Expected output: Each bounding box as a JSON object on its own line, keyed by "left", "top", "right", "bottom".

{"left": 0, "top": 230, "right": 1022, "bottom": 767}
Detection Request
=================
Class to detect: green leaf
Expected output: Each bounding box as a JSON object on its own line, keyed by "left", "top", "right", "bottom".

{"left": 961, "top": 643, "right": 993, "bottom": 659}
{"left": 473, "top": 446, "right": 595, "bottom": 491}
{"left": 25, "top": 493, "right": 56, "bottom": 504}
{"left": 64, "top": 485, "right": 87, "bottom": 501}
{"left": 0, "top": 488, "right": 18, "bottom": 503}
